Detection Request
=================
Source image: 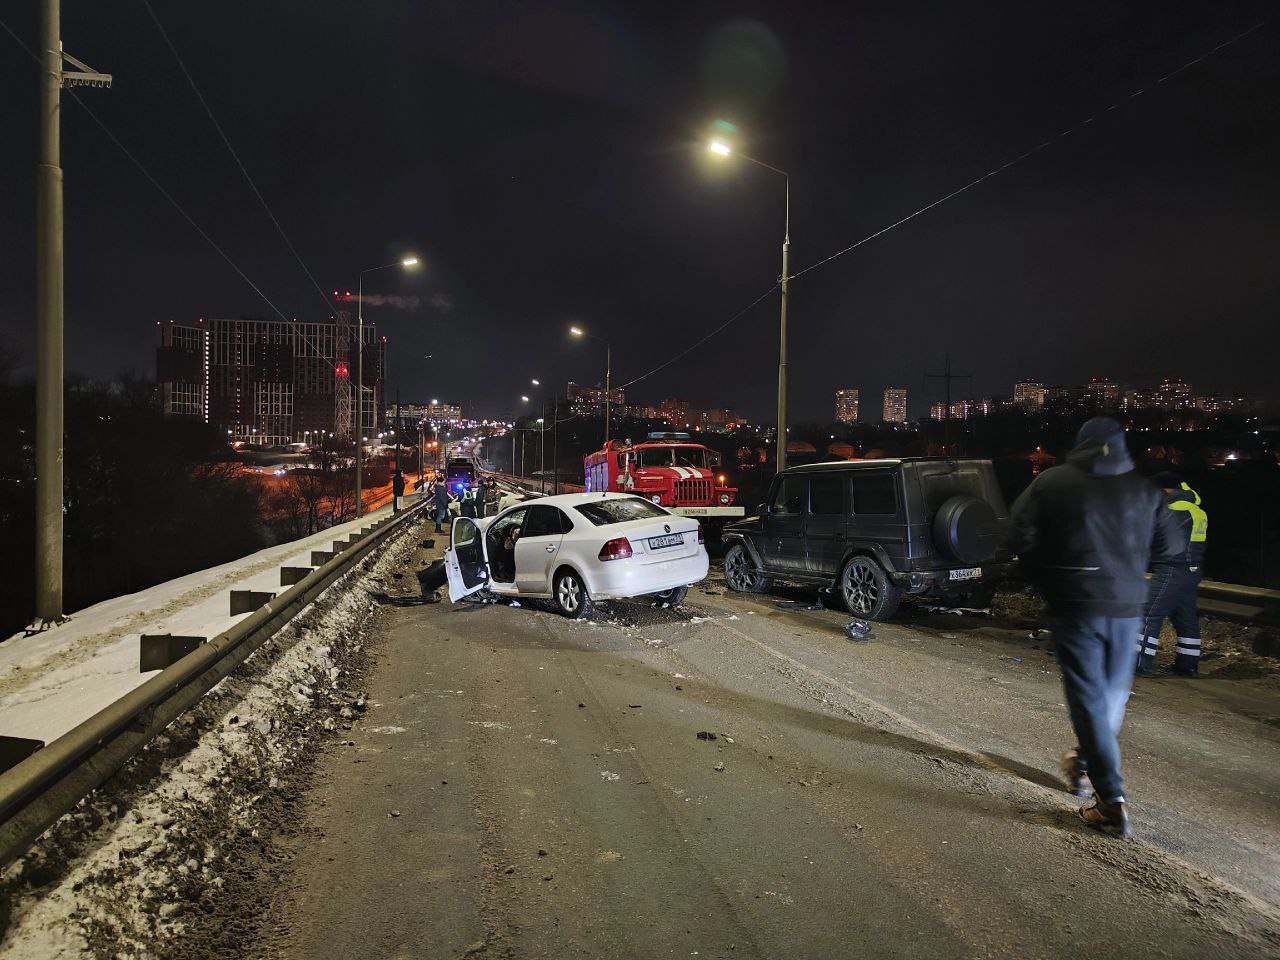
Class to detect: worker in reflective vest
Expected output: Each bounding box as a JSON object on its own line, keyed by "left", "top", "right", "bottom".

{"left": 1136, "top": 475, "right": 1208, "bottom": 676}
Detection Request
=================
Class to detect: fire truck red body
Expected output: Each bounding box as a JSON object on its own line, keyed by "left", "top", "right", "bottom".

{"left": 583, "top": 433, "right": 744, "bottom": 518}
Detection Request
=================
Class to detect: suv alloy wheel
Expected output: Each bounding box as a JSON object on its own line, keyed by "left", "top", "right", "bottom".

{"left": 723, "top": 543, "right": 772, "bottom": 594}
{"left": 839, "top": 556, "right": 901, "bottom": 621}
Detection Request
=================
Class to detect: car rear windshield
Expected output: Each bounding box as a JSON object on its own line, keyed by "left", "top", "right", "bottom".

{"left": 573, "top": 497, "right": 669, "bottom": 526}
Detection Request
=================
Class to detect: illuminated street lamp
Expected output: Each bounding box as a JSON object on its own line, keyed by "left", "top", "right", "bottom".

{"left": 708, "top": 136, "right": 790, "bottom": 472}
{"left": 569, "top": 325, "right": 612, "bottom": 443}
{"left": 354, "top": 255, "right": 419, "bottom": 516}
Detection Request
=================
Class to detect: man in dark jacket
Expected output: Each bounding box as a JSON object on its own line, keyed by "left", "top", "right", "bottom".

{"left": 392, "top": 470, "right": 406, "bottom": 513}
{"left": 1010, "top": 417, "right": 1178, "bottom": 837}
{"left": 432, "top": 480, "right": 451, "bottom": 533}
{"left": 1136, "top": 474, "right": 1207, "bottom": 677}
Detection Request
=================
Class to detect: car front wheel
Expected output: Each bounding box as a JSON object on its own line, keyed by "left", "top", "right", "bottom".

{"left": 723, "top": 543, "right": 772, "bottom": 594}
{"left": 553, "top": 569, "right": 594, "bottom": 620}
{"left": 839, "top": 556, "right": 901, "bottom": 621}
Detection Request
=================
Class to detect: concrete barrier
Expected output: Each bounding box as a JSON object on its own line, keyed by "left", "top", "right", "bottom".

{"left": 230, "top": 590, "right": 275, "bottom": 615}
{"left": 0, "top": 738, "right": 44, "bottom": 777}
{"left": 280, "top": 566, "right": 313, "bottom": 587}
{"left": 139, "top": 635, "right": 205, "bottom": 672}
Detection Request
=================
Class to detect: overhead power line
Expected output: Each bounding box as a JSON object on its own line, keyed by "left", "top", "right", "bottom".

{"left": 616, "top": 283, "right": 779, "bottom": 390}
{"left": 0, "top": 11, "right": 338, "bottom": 369}
{"left": 612, "top": 18, "right": 1268, "bottom": 392}
{"left": 788, "top": 20, "right": 1267, "bottom": 283}
{"left": 139, "top": 0, "right": 340, "bottom": 325}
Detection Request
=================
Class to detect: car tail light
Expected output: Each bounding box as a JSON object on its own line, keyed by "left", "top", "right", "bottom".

{"left": 598, "top": 537, "right": 633, "bottom": 561}
{"left": 697, "top": 524, "right": 705, "bottom": 544}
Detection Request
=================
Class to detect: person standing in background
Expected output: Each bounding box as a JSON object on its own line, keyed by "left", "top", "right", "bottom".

{"left": 432, "top": 479, "right": 451, "bottom": 534}
{"left": 1136, "top": 473, "right": 1208, "bottom": 677}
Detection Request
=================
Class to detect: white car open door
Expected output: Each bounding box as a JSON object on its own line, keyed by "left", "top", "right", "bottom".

{"left": 444, "top": 517, "right": 490, "bottom": 601}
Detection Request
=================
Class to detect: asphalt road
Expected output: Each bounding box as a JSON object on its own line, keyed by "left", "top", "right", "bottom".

{"left": 254, "top": 560, "right": 1280, "bottom": 960}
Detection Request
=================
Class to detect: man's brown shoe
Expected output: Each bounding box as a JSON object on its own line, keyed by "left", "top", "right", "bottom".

{"left": 1079, "top": 796, "right": 1133, "bottom": 838}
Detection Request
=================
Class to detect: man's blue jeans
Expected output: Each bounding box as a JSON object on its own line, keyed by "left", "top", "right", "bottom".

{"left": 1049, "top": 614, "right": 1141, "bottom": 802}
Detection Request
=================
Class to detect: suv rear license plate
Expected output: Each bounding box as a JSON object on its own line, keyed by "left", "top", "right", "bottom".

{"left": 949, "top": 567, "right": 982, "bottom": 582}
{"left": 648, "top": 533, "right": 684, "bottom": 550}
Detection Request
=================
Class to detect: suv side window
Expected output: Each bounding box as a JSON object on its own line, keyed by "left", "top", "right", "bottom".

{"left": 809, "top": 475, "right": 845, "bottom": 515}
{"left": 770, "top": 476, "right": 807, "bottom": 516}
{"left": 850, "top": 474, "right": 897, "bottom": 515}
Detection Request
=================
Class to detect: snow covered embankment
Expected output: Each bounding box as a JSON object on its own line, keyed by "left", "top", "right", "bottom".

{"left": 0, "top": 516, "right": 425, "bottom": 959}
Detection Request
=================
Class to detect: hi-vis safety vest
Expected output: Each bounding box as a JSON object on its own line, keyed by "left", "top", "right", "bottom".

{"left": 1168, "top": 482, "right": 1208, "bottom": 543}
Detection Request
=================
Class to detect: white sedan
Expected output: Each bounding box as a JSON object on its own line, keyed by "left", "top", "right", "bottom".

{"left": 443, "top": 492, "right": 709, "bottom": 618}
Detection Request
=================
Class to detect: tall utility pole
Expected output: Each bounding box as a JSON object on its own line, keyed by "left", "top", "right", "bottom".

{"left": 33, "top": 0, "right": 110, "bottom": 628}
{"left": 604, "top": 343, "right": 612, "bottom": 445}
{"left": 551, "top": 391, "right": 560, "bottom": 496}
{"left": 925, "top": 353, "right": 972, "bottom": 456}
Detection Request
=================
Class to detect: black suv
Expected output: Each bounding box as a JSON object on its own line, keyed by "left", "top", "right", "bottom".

{"left": 721, "top": 458, "right": 1013, "bottom": 620}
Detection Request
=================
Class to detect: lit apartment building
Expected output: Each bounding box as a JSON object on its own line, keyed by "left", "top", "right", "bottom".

{"left": 834, "top": 389, "right": 860, "bottom": 424}
{"left": 1012, "top": 380, "right": 1046, "bottom": 409}
{"left": 882, "top": 388, "right": 908, "bottom": 424}
{"left": 156, "top": 316, "right": 385, "bottom": 445}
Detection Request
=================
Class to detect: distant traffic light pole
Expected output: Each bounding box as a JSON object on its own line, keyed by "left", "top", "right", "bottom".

{"left": 354, "top": 256, "right": 417, "bottom": 517}
{"left": 709, "top": 139, "right": 790, "bottom": 472}
{"left": 33, "top": 0, "right": 111, "bottom": 628}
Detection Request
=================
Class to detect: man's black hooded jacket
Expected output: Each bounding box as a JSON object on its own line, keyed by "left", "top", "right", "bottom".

{"left": 1009, "top": 419, "right": 1179, "bottom": 617}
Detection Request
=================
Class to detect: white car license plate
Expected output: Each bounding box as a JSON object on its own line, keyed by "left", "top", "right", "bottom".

{"left": 648, "top": 533, "right": 684, "bottom": 550}
{"left": 948, "top": 567, "right": 982, "bottom": 582}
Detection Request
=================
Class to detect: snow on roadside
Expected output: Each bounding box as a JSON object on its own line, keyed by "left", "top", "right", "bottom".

{"left": 0, "top": 516, "right": 425, "bottom": 959}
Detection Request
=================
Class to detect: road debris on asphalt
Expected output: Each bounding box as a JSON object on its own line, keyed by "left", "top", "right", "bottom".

{"left": 844, "top": 620, "right": 873, "bottom": 641}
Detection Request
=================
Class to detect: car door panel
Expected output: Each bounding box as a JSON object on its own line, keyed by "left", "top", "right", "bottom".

{"left": 804, "top": 473, "right": 847, "bottom": 578}
{"left": 515, "top": 505, "right": 565, "bottom": 594}
{"left": 445, "top": 518, "right": 489, "bottom": 601}
{"left": 764, "top": 476, "right": 807, "bottom": 575}
{"left": 848, "top": 473, "right": 904, "bottom": 572}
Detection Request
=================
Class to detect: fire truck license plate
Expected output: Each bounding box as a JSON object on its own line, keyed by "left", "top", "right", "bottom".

{"left": 648, "top": 534, "right": 684, "bottom": 550}
{"left": 948, "top": 567, "right": 982, "bottom": 581}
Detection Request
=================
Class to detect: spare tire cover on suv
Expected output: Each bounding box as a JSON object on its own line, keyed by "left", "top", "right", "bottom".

{"left": 932, "top": 495, "right": 1000, "bottom": 565}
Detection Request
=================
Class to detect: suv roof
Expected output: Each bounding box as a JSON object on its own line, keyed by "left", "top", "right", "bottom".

{"left": 781, "top": 457, "right": 992, "bottom": 473}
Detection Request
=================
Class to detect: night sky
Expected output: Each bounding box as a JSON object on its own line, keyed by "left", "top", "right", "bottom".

{"left": 1, "top": 2, "right": 1276, "bottom": 421}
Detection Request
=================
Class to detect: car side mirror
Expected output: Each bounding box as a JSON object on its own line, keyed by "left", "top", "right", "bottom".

{"left": 756, "top": 502, "right": 770, "bottom": 517}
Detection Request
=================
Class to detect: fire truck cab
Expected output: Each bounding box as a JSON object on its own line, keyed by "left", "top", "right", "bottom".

{"left": 583, "top": 433, "right": 744, "bottom": 519}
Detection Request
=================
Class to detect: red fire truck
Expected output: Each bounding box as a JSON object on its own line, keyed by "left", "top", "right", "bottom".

{"left": 583, "top": 433, "right": 743, "bottom": 519}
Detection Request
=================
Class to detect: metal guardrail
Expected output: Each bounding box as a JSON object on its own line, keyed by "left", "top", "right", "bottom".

{"left": 1197, "top": 579, "right": 1280, "bottom": 626}
{"left": 0, "top": 498, "right": 427, "bottom": 868}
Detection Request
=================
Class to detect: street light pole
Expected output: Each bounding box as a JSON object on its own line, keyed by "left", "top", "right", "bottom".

{"left": 708, "top": 141, "right": 790, "bottom": 472}
{"left": 353, "top": 257, "right": 417, "bottom": 517}
{"left": 538, "top": 418, "right": 546, "bottom": 494}
{"left": 778, "top": 175, "right": 790, "bottom": 475}
{"left": 569, "top": 326, "right": 611, "bottom": 445}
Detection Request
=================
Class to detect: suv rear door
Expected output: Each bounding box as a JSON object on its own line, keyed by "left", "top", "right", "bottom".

{"left": 763, "top": 474, "right": 807, "bottom": 575}
{"left": 804, "top": 472, "right": 848, "bottom": 578}
{"left": 847, "top": 471, "right": 905, "bottom": 570}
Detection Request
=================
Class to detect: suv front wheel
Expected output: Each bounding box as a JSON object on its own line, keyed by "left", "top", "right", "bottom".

{"left": 839, "top": 556, "right": 901, "bottom": 621}
{"left": 723, "top": 543, "right": 772, "bottom": 594}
